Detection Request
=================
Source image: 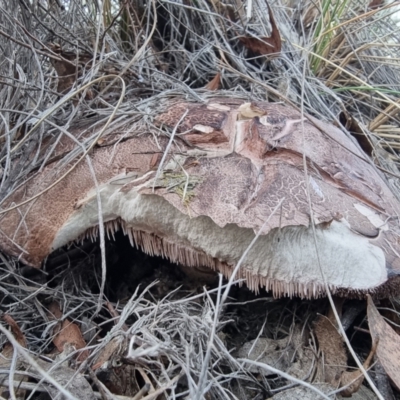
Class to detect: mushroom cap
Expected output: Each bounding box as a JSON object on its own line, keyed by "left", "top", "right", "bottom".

{"left": 1, "top": 98, "right": 400, "bottom": 298}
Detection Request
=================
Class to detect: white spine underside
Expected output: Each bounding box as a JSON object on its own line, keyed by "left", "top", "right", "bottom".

{"left": 52, "top": 178, "right": 387, "bottom": 297}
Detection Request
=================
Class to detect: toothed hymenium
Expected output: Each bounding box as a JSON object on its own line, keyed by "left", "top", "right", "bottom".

{"left": 1, "top": 98, "right": 400, "bottom": 298}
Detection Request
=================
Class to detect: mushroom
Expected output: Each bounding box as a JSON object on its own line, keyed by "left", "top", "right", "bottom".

{"left": 1, "top": 98, "right": 399, "bottom": 298}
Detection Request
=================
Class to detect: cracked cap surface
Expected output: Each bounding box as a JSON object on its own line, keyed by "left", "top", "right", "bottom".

{"left": 1, "top": 98, "right": 400, "bottom": 298}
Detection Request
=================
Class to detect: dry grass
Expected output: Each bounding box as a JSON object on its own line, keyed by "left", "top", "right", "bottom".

{"left": 0, "top": 247, "right": 342, "bottom": 399}
{"left": 1, "top": 0, "right": 400, "bottom": 398}
{"left": 1, "top": 0, "right": 400, "bottom": 198}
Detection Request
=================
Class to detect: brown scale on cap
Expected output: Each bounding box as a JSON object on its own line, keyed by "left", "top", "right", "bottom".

{"left": 1, "top": 98, "right": 400, "bottom": 298}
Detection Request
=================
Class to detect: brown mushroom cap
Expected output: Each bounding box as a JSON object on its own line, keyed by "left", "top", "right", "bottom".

{"left": 1, "top": 98, "right": 400, "bottom": 298}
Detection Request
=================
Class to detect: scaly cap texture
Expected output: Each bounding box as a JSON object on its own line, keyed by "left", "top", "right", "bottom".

{"left": 1, "top": 98, "right": 399, "bottom": 298}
